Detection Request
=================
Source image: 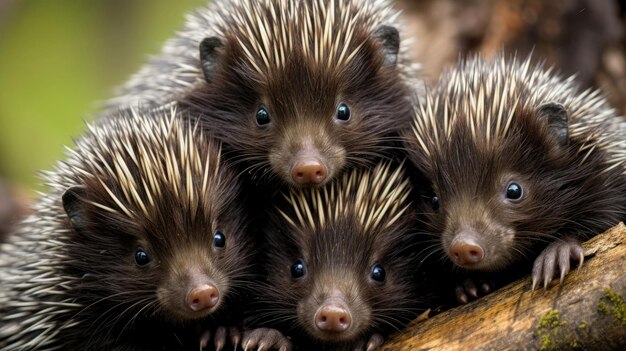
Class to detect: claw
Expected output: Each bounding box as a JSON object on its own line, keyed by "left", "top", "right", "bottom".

{"left": 214, "top": 326, "right": 226, "bottom": 351}
{"left": 542, "top": 246, "right": 556, "bottom": 289}
{"left": 244, "top": 338, "right": 256, "bottom": 351}
{"left": 480, "top": 280, "right": 492, "bottom": 294}
{"left": 531, "top": 253, "right": 542, "bottom": 291}
{"left": 463, "top": 279, "right": 478, "bottom": 298}
{"left": 366, "top": 334, "right": 385, "bottom": 351}
{"left": 558, "top": 244, "right": 571, "bottom": 284}
{"left": 230, "top": 327, "right": 241, "bottom": 349}
{"left": 574, "top": 245, "right": 585, "bottom": 272}
{"left": 455, "top": 284, "right": 469, "bottom": 304}
{"left": 241, "top": 328, "right": 292, "bottom": 351}
{"left": 532, "top": 238, "right": 585, "bottom": 290}
{"left": 200, "top": 330, "right": 211, "bottom": 350}
{"left": 456, "top": 278, "right": 495, "bottom": 303}
{"left": 279, "top": 339, "right": 292, "bottom": 351}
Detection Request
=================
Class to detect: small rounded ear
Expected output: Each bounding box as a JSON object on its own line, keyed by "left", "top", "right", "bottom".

{"left": 373, "top": 25, "right": 400, "bottom": 67}
{"left": 537, "top": 102, "right": 569, "bottom": 147}
{"left": 199, "top": 36, "right": 224, "bottom": 83}
{"left": 62, "top": 186, "right": 87, "bottom": 230}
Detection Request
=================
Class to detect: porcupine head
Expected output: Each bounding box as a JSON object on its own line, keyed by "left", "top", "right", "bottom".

{"left": 405, "top": 56, "right": 626, "bottom": 282}
{"left": 255, "top": 162, "right": 425, "bottom": 349}
{"left": 186, "top": 0, "right": 412, "bottom": 187}
{"left": 59, "top": 112, "right": 252, "bottom": 340}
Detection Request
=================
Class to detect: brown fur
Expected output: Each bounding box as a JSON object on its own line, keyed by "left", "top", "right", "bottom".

{"left": 404, "top": 56, "right": 626, "bottom": 273}
{"left": 182, "top": 3, "right": 413, "bottom": 187}
{"left": 0, "top": 109, "right": 255, "bottom": 350}
{"left": 249, "top": 163, "right": 429, "bottom": 349}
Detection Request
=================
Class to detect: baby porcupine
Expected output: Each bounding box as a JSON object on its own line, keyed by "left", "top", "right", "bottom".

{"left": 403, "top": 54, "right": 626, "bottom": 302}
{"left": 0, "top": 108, "right": 264, "bottom": 350}
{"left": 170, "top": 0, "right": 419, "bottom": 188}
{"left": 251, "top": 162, "right": 429, "bottom": 350}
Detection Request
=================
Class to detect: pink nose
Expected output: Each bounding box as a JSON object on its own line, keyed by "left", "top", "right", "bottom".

{"left": 314, "top": 304, "right": 352, "bottom": 333}
{"left": 291, "top": 160, "right": 328, "bottom": 185}
{"left": 450, "top": 236, "right": 484, "bottom": 266}
{"left": 186, "top": 284, "right": 219, "bottom": 311}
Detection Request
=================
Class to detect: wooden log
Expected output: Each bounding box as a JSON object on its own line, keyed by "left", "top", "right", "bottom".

{"left": 382, "top": 223, "right": 626, "bottom": 350}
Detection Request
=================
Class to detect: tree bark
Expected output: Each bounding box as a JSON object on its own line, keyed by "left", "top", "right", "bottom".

{"left": 382, "top": 223, "right": 626, "bottom": 350}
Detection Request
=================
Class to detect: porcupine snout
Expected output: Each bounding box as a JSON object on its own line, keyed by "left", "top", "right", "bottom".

{"left": 314, "top": 292, "right": 352, "bottom": 333}
{"left": 291, "top": 160, "right": 327, "bottom": 185}
{"left": 290, "top": 145, "right": 329, "bottom": 185}
{"left": 449, "top": 228, "right": 485, "bottom": 267}
{"left": 166, "top": 266, "right": 222, "bottom": 316}
{"left": 186, "top": 283, "right": 220, "bottom": 312}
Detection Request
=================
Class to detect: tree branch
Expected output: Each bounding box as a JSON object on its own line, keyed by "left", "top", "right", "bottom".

{"left": 383, "top": 223, "right": 626, "bottom": 350}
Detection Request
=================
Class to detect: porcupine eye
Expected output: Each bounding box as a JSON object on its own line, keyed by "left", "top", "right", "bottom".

{"left": 431, "top": 195, "right": 440, "bottom": 211}
{"left": 135, "top": 249, "right": 151, "bottom": 266}
{"left": 505, "top": 182, "right": 523, "bottom": 201}
{"left": 335, "top": 103, "right": 351, "bottom": 122}
{"left": 256, "top": 107, "right": 271, "bottom": 126}
{"left": 291, "top": 259, "right": 306, "bottom": 279}
{"left": 213, "top": 230, "right": 225, "bottom": 248}
{"left": 370, "top": 264, "right": 386, "bottom": 283}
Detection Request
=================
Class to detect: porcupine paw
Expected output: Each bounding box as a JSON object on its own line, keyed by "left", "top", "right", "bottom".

{"left": 241, "top": 328, "right": 292, "bottom": 351}
{"left": 200, "top": 326, "right": 242, "bottom": 351}
{"left": 455, "top": 278, "right": 495, "bottom": 304}
{"left": 353, "top": 333, "right": 385, "bottom": 351}
{"left": 531, "top": 239, "right": 585, "bottom": 290}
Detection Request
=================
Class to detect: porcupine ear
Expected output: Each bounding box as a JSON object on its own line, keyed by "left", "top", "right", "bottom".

{"left": 199, "top": 36, "right": 224, "bottom": 83}
{"left": 537, "top": 102, "right": 569, "bottom": 147}
{"left": 62, "top": 186, "right": 88, "bottom": 230}
{"left": 373, "top": 25, "right": 400, "bottom": 67}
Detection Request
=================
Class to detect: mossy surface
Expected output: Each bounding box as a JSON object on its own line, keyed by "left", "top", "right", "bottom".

{"left": 597, "top": 288, "right": 626, "bottom": 325}
{"left": 537, "top": 309, "right": 564, "bottom": 351}
{"left": 536, "top": 309, "right": 587, "bottom": 350}
{"left": 570, "top": 339, "right": 582, "bottom": 349}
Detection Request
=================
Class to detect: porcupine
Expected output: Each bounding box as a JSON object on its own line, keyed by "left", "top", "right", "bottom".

{"left": 250, "top": 162, "right": 431, "bottom": 350}
{"left": 403, "top": 54, "right": 626, "bottom": 303}
{"left": 0, "top": 108, "right": 285, "bottom": 350}
{"left": 104, "top": 0, "right": 421, "bottom": 187}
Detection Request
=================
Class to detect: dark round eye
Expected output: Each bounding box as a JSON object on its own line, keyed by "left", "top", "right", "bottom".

{"left": 506, "top": 182, "right": 523, "bottom": 200}
{"left": 135, "top": 249, "right": 151, "bottom": 266}
{"left": 335, "top": 103, "right": 351, "bottom": 122}
{"left": 291, "top": 259, "right": 306, "bottom": 279}
{"left": 256, "top": 107, "right": 271, "bottom": 126}
{"left": 213, "top": 230, "right": 225, "bottom": 248}
{"left": 370, "top": 264, "right": 386, "bottom": 282}
{"left": 431, "top": 195, "right": 440, "bottom": 211}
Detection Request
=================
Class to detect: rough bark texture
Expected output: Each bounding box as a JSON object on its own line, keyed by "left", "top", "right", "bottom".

{"left": 382, "top": 223, "right": 626, "bottom": 350}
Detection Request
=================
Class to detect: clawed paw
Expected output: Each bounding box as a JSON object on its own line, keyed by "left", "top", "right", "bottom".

{"left": 353, "top": 333, "right": 384, "bottom": 351}
{"left": 455, "top": 278, "right": 495, "bottom": 304}
{"left": 531, "top": 238, "right": 585, "bottom": 290}
{"left": 200, "top": 326, "right": 241, "bottom": 351}
{"left": 241, "top": 328, "right": 292, "bottom": 351}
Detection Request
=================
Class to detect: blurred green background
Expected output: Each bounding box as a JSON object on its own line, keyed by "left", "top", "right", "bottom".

{"left": 0, "top": 0, "right": 206, "bottom": 192}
